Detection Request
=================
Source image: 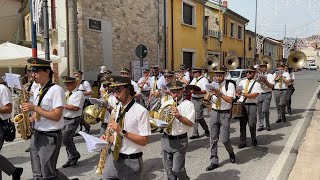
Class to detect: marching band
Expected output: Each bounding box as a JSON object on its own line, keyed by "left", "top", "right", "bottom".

{"left": 0, "top": 54, "right": 301, "bottom": 179}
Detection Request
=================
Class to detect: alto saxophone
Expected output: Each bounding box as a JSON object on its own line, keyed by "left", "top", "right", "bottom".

{"left": 13, "top": 81, "right": 32, "bottom": 140}
{"left": 96, "top": 105, "right": 117, "bottom": 175}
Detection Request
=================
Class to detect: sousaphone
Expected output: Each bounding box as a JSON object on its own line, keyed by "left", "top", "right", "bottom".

{"left": 287, "top": 50, "right": 307, "bottom": 69}
{"left": 259, "top": 55, "right": 273, "bottom": 72}
{"left": 224, "top": 54, "right": 239, "bottom": 70}
{"left": 204, "top": 55, "right": 219, "bottom": 72}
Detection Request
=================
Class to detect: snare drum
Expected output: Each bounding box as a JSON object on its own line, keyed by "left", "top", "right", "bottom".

{"left": 232, "top": 103, "right": 243, "bottom": 118}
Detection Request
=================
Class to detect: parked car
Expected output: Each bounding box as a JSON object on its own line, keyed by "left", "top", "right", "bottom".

{"left": 229, "top": 69, "right": 248, "bottom": 85}
{"left": 307, "top": 64, "right": 317, "bottom": 70}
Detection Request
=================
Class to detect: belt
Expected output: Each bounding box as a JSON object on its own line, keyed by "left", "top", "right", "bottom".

{"left": 212, "top": 109, "right": 231, "bottom": 113}
{"left": 114, "top": 152, "right": 143, "bottom": 159}
{"left": 192, "top": 97, "right": 204, "bottom": 100}
{"left": 261, "top": 91, "right": 272, "bottom": 94}
{"left": 274, "top": 89, "right": 287, "bottom": 91}
{"left": 162, "top": 132, "right": 187, "bottom": 140}
{"left": 35, "top": 129, "right": 61, "bottom": 135}
{"left": 64, "top": 116, "right": 80, "bottom": 120}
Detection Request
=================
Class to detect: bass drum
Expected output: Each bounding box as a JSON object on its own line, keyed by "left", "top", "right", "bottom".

{"left": 232, "top": 103, "right": 244, "bottom": 119}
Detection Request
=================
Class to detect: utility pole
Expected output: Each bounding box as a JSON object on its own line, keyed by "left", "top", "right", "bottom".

{"left": 30, "top": 0, "right": 37, "bottom": 58}
{"left": 67, "top": 0, "right": 79, "bottom": 72}
{"left": 42, "top": 0, "right": 50, "bottom": 60}
{"left": 254, "top": 0, "right": 258, "bottom": 64}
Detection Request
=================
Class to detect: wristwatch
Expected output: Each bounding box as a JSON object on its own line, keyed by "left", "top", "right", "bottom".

{"left": 121, "top": 129, "right": 127, "bottom": 137}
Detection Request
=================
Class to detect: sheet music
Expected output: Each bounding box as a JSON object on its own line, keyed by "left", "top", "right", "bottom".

{"left": 5, "top": 73, "right": 23, "bottom": 90}
{"left": 89, "top": 98, "right": 106, "bottom": 107}
{"left": 79, "top": 131, "right": 108, "bottom": 152}
{"left": 151, "top": 118, "right": 168, "bottom": 128}
{"left": 205, "top": 83, "right": 219, "bottom": 92}
{"left": 236, "top": 85, "right": 244, "bottom": 91}
{"left": 275, "top": 70, "right": 284, "bottom": 76}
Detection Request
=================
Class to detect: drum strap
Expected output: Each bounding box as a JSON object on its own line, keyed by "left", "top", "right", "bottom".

{"left": 242, "top": 80, "right": 256, "bottom": 104}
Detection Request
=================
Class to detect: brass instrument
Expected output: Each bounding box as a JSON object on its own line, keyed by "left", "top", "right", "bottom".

{"left": 224, "top": 54, "right": 239, "bottom": 70}
{"left": 202, "top": 92, "right": 213, "bottom": 112}
{"left": 259, "top": 55, "right": 273, "bottom": 72}
{"left": 83, "top": 105, "right": 103, "bottom": 125}
{"left": 96, "top": 104, "right": 118, "bottom": 175}
{"left": 159, "top": 98, "right": 177, "bottom": 132}
{"left": 287, "top": 50, "right": 307, "bottom": 70}
{"left": 13, "top": 81, "right": 32, "bottom": 140}
{"left": 204, "top": 55, "right": 219, "bottom": 72}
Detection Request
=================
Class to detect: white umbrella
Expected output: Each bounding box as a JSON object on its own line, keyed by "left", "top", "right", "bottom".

{"left": 0, "top": 41, "right": 61, "bottom": 67}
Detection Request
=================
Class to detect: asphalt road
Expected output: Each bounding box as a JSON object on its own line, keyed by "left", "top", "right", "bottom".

{"left": 1, "top": 69, "right": 320, "bottom": 180}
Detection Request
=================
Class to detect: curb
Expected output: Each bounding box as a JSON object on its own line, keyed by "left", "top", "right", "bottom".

{"left": 265, "top": 84, "right": 320, "bottom": 180}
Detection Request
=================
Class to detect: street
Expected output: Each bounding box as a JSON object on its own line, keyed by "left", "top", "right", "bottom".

{"left": 1, "top": 70, "right": 320, "bottom": 180}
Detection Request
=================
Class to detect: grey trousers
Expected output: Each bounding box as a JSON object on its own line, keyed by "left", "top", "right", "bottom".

{"left": 286, "top": 85, "right": 295, "bottom": 111}
{"left": 209, "top": 110, "right": 234, "bottom": 164}
{"left": 30, "top": 130, "right": 70, "bottom": 180}
{"left": 273, "top": 90, "right": 287, "bottom": 120}
{"left": 257, "top": 92, "right": 272, "bottom": 127}
{"left": 0, "top": 125, "right": 4, "bottom": 151}
{"left": 62, "top": 117, "right": 81, "bottom": 160}
{"left": 0, "top": 154, "right": 16, "bottom": 180}
{"left": 191, "top": 98, "right": 209, "bottom": 135}
{"left": 239, "top": 104, "right": 257, "bottom": 144}
{"left": 100, "top": 123, "right": 108, "bottom": 137}
{"left": 161, "top": 135, "right": 190, "bottom": 180}
{"left": 103, "top": 151, "right": 143, "bottom": 180}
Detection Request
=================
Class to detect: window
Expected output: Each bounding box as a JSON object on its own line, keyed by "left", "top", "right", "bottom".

{"left": 204, "top": 16, "right": 209, "bottom": 37}
{"left": 183, "top": 3, "right": 193, "bottom": 25}
{"left": 223, "top": 16, "right": 227, "bottom": 35}
{"left": 238, "top": 26, "right": 242, "bottom": 39}
{"left": 249, "top": 37, "right": 252, "bottom": 50}
{"left": 230, "top": 22, "right": 234, "bottom": 37}
{"left": 183, "top": 52, "right": 193, "bottom": 69}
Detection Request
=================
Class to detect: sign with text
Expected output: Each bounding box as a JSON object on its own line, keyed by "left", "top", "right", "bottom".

{"left": 130, "top": 61, "right": 149, "bottom": 81}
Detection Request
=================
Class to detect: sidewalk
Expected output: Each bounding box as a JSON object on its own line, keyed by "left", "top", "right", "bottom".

{"left": 288, "top": 100, "right": 320, "bottom": 180}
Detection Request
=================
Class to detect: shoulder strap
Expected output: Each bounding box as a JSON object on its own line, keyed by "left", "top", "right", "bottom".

{"left": 242, "top": 80, "right": 256, "bottom": 104}
{"left": 37, "top": 81, "right": 55, "bottom": 106}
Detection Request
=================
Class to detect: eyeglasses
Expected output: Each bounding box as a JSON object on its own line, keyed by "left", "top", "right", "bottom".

{"left": 170, "top": 89, "right": 182, "bottom": 93}
{"left": 247, "top": 71, "right": 255, "bottom": 74}
{"left": 111, "top": 87, "right": 124, "bottom": 94}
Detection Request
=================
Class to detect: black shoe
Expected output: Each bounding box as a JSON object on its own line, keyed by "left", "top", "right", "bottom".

{"left": 189, "top": 135, "right": 200, "bottom": 139}
{"left": 257, "top": 127, "right": 264, "bottom": 131}
{"left": 71, "top": 179, "right": 79, "bottom": 180}
{"left": 276, "top": 119, "right": 282, "bottom": 123}
{"left": 282, "top": 117, "right": 287, "bottom": 123}
{"left": 205, "top": 131, "right": 210, "bottom": 137}
{"left": 252, "top": 139, "right": 258, "bottom": 146}
{"left": 238, "top": 143, "right": 247, "bottom": 149}
{"left": 159, "top": 129, "right": 164, "bottom": 133}
{"left": 206, "top": 163, "right": 219, "bottom": 171}
{"left": 12, "top": 167, "right": 23, "bottom": 180}
{"left": 25, "top": 147, "right": 30, "bottom": 152}
{"left": 229, "top": 153, "right": 236, "bottom": 163}
{"left": 85, "top": 127, "right": 90, "bottom": 134}
{"left": 266, "top": 126, "right": 271, "bottom": 131}
{"left": 288, "top": 110, "right": 292, "bottom": 115}
{"left": 62, "top": 160, "right": 72, "bottom": 168}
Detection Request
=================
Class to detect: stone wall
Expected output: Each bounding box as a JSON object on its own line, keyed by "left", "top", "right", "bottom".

{"left": 78, "top": 0, "right": 166, "bottom": 74}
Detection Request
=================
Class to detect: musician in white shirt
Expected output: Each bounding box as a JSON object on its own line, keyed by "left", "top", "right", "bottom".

{"left": 188, "top": 67, "right": 210, "bottom": 139}
{"left": 273, "top": 63, "right": 291, "bottom": 123}
{"left": 138, "top": 68, "right": 151, "bottom": 108}
{"left": 160, "top": 80, "right": 195, "bottom": 180}
{"left": 236, "top": 66, "right": 261, "bottom": 149}
{"left": 284, "top": 65, "right": 295, "bottom": 115}
{"left": 206, "top": 66, "right": 236, "bottom": 171}
{"left": 148, "top": 65, "right": 166, "bottom": 109}
{"left": 0, "top": 83, "right": 12, "bottom": 151}
{"left": 120, "top": 67, "right": 142, "bottom": 103}
{"left": 256, "top": 62, "right": 274, "bottom": 131}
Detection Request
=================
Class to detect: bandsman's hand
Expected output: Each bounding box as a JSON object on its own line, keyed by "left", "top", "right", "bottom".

{"left": 21, "top": 103, "right": 35, "bottom": 112}
{"left": 100, "top": 134, "right": 106, "bottom": 140}
{"left": 171, "top": 107, "right": 180, "bottom": 119}
{"left": 236, "top": 90, "right": 242, "bottom": 96}
{"left": 109, "top": 120, "right": 122, "bottom": 134}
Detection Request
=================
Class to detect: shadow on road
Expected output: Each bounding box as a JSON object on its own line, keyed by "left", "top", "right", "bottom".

{"left": 142, "top": 157, "right": 164, "bottom": 180}
{"left": 187, "top": 138, "right": 210, "bottom": 152}
{"left": 8, "top": 155, "right": 30, "bottom": 165}
{"left": 195, "top": 169, "right": 241, "bottom": 180}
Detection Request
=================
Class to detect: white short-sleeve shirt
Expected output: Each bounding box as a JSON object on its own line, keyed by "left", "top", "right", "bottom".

{"left": 64, "top": 89, "right": 85, "bottom": 118}
{"left": 238, "top": 79, "right": 262, "bottom": 104}
{"left": 29, "top": 82, "right": 40, "bottom": 103}
{"left": 273, "top": 72, "right": 291, "bottom": 90}
{"left": 0, "top": 84, "right": 12, "bottom": 120}
{"left": 33, "top": 84, "right": 65, "bottom": 131}
{"left": 112, "top": 101, "right": 151, "bottom": 154}
{"left": 138, "top": 77, "right": 151, "bottom": 91}
{"left": 150, "top": 75, "right": 166, "bottom": 93}
{"left": 131, "top": 80, "right": 141, "bottom": 95}
{"left": 211, "top": 80, "right": 235, "bottom": 110}
{"left": 184, "top": 71, "right": 190, "bottom": 82}
{"left": 161, "top": 98, "right": 195, "bottom": 136}
{"left": 79, "top": 80, "right": 92, "bottom": 99}
{"left": 259, "top": 73, "right": 274, "bottom": 93}
{"left": 189, "top": 76, "right": 209, "bottom": 98}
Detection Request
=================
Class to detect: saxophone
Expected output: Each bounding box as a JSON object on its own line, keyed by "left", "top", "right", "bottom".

{"left": 13, "top": 81, "right": 32, "bottom": 140}
{"left": 96, "top": 104, "right": 117, "bottom": 175}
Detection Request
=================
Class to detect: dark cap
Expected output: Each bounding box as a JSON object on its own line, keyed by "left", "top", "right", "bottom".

{"left": 212, "top": 66, "right": 227, "bottom": 73}
{"left": 73, "top": 69, "right": 83, "bottom": 75}
{"left": 179, "top": 64, "right": 187, "bottom": 70}
{"left": 163, "top": 69, "right": 174, "bottom": 77}
{"left": 247, "top": 66, "right": 256, "bottom": 72}
{"left": 166, "top": 80, "right": 184, "bottom": 91}
{"left": 120, "top": 67, "right": 130, "bottom": 74}
{"left": 62, "top": 76, "right": 77, "bottom": 83}
{"left": 259, "top": 61, "right": 268, "bottom": 66}
{"left": 109, "top": 76, "right": 131, "bottom": 87}
{"left": 143, "top": 68, "right": 150, "bottom": 73}
{"left": 192, "top": 67, "right": 202, "bottom": 72}
{"left": 151, "top": 65, "right": 159, "bottom": 69}
{"left": 27, "top": 57, "right": 51, "bottom": 71}
{"left": 277, "top": 61, "right": 286, "bottom": 67}
{"left": 106, "top": 70, "right": 112, "bottom": 74}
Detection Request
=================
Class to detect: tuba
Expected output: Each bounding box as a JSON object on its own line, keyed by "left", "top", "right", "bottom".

{"left": 259, "top": 55, "right": 273, "bottom": 72}
{"left": 204, "top": 55, "right": 219, "bottom": 72}
{"left": 287, "top": 50, "right": 307, "bottom": 69}
{"left": 224, "top": 54, "right": 239, "bottom": 70}
{"left": 96, "top": 104, "right": 118, "bottom": 175}
{"left": 83, "top": 105, "right": 103, "bottom": 125}
{"left": 13, "top": 81, "right": 32, "bottom": 140}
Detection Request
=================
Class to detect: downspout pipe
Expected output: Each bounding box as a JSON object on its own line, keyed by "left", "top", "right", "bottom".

{"left": 164, "top": 0, "right": 167, "bottom": 68}
{"left": 171, "top": 0, "right": 174, "bottom": 70}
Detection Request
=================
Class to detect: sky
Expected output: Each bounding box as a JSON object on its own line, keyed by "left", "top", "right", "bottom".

{"left": 223, "top": 0, "right": 320, "bottom": 39}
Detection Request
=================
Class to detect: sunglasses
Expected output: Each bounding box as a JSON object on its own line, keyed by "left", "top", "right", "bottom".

{"left": 247, "top": 71, "right": 255, "bottom": 74}
{"left": 170, "top": 89, "right": 182, "bottom": 93}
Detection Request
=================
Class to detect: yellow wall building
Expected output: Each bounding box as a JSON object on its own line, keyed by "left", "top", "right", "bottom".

{"left": 245, "top": 30, "right": 256, "bottom": 67}
{"left": 168, "top": 0, "right": 207, "bottom": 70}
